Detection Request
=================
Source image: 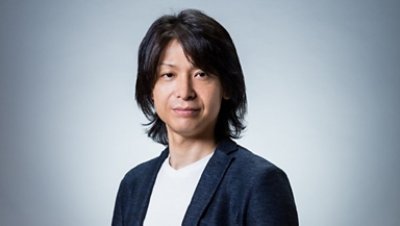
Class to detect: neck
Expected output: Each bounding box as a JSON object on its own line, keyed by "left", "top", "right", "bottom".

{"left": 167, "top": 135, "right": 217, "bottom": 170}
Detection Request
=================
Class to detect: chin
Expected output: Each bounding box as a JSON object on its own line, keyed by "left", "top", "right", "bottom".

{"left": 168, "top": 125, "right": 202, "bottom": 137}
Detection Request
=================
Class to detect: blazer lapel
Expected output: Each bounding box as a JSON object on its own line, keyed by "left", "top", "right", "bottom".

{"left": 136, "top": 148, "right": 169, "bottom": 224}
{"left": 182, "top": 139, "right": 238, "bottom": 225}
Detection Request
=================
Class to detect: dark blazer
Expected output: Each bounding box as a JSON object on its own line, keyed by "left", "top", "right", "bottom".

{"left": 112, "top": 139, "right": 298, "bottom": 226}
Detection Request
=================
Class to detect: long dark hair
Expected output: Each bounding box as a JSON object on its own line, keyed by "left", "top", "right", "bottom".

{"left": 135, "top": 9, "right": 247, "bottom": 145}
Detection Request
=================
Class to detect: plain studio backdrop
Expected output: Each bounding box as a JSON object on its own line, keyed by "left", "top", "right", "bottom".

{"left": 1, "top": 0, "right": 399, "bottom": 225}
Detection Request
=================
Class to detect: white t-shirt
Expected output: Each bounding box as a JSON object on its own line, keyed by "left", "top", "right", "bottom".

{"left": 143, "top": 152, "right": 214, "bottom": 226}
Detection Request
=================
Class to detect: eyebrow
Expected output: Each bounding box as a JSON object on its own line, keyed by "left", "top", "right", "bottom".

{"left": 158, "top": 62, "right": 200, "bottom": 72}
{"left": 158, "top": 62, "right": 176, "bottom": 67}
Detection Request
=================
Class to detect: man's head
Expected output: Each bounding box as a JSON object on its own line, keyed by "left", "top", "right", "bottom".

{"left": 135, "top": 9, "right": 247, "bottom": 145}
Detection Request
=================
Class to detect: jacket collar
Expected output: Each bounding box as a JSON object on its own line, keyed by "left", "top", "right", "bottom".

{"left": 182, "top": 139, "right": 238, "bottom": 225}
{"left": 139, "top": 139, "right": 238, "bottom": 225}
{"left": 137, "top": 149, "right": 169, "bottom": 224}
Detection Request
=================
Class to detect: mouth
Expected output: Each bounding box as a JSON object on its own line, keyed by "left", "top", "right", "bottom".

{"left": 172, "top": 107, "right": 200, "bottom": 117}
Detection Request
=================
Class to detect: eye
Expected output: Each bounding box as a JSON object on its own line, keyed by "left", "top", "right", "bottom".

{"left": 160, "top": 73, "right": 174, "bottom": 79}
{"left": 194, "top": 71, "right": 208, "bottom": 78}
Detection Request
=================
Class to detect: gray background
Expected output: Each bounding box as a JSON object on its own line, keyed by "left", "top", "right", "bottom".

{"left": 1, "top": 0, "right": 399, "bottom": 225}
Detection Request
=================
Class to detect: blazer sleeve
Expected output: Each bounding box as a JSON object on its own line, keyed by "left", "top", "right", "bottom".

{"left": 246, "top": 167, "right": 299, "bottom": 226}
{"left": 112, "top": 179, "right": 127, "bottom": 226}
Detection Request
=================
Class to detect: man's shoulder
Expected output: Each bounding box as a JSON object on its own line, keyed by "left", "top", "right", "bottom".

{"left": 122, "top": 151, "right": 167, "bottom": 183}
{"left": 217, "top": 139, "right": 279, "bottom": 172}
{"left": 227, "top": 144, "right": 286, "bottom": 178}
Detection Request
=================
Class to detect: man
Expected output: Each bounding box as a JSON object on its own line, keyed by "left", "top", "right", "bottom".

{"left": 112, "top": 9, "right": 298, "bottom": 226}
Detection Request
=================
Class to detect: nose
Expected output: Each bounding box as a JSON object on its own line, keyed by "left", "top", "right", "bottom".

{"left": 176, "top": 75, "right": 196, "bottom": 100}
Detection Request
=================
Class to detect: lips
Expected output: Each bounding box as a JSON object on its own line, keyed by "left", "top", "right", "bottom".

{"left": 172, "top": 107, "right": 200, "bottom": 117}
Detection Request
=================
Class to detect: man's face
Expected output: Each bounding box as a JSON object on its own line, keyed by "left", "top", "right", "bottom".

{"left": 152, "top": 39, "right": 224, "bottom": 141}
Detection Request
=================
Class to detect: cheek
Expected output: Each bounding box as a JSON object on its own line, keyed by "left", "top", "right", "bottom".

{"left": 152, "top": 84, "right": 174, "bottom": 113}
{"left": 152, "top": 84, "right": 167, "bottom": 102}
{"left": 204, "top": 88, "right": 223, "bottom": 114}
{"left": 152, "top": 88, "right": 162, "bottom": 111}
